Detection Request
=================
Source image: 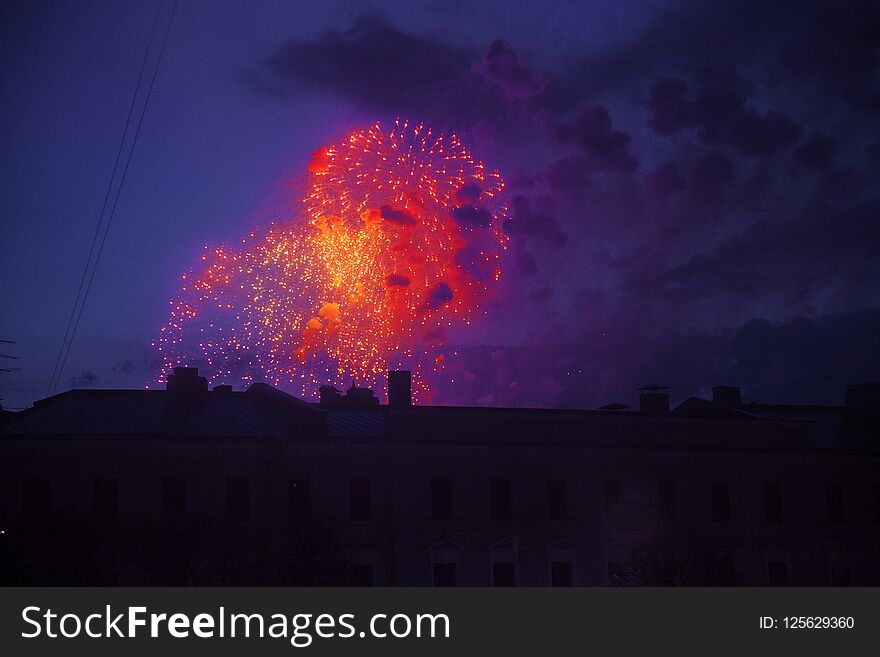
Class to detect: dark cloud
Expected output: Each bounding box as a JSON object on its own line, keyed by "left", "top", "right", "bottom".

{"left": 451, "top": 204, "right": 492, "bottom": 227}
{"left": 644, "top": 162, "right": 686, "bottom": 208}
{"left": 642, "top": 307, "right": 880, "bottom": 405}
{"left": 692, "top": 151, "right": 734, "bottom": 193}
{"left": 455, "top": 182, "right": 483, "bottom": 204}
{"left": 111, "top": 360, "right": 136, "bottom": 375}
{"left": 647, "top": 77, "right": 802, "bottom": 157}
{"left": 794, "top": 132, "right": 836, "bottom": 170}
{"left": 505, "top": 195, "right": 567, "bottom": 246}
{"left": 68, "top": 370, "right": 100, "bottom": 388}
{"left": 545, "top": 156, "right": 587, "bottom": 190}
{"left": 427, "top": 282, "right": 454, "bottom": 309}
{"left": 250, "top": 15, "right": 514, "bottom": 127}
{"left": 529, "top": 286, "right": 554, "bottom": 303}
{"left": 638, "top": 197, "right": 880, "bottom": 310}
{"left": 386, "top": 274, "right": 411, "bottom": 287}
{"left": 554, "top": 105, "right": 637, "bottom": 174}
{"left": 473, "top": 39, "right": 548, "bottom": 100}
{"left": 778, "top": 0, "right": 880, "bottom": 110}
{"left": 380, "top": 205, "right": 417, "bottom": 226}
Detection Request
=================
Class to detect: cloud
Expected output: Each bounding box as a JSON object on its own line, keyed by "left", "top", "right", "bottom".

{"left": 451, "top": 204, "right": 492, "bottom": 227}
{"left": 647, "top": 77, "right": 802, "bottom": 157}
{"left": 380, "top": 205, "right": 417, "bottom": 225}
{"left": 473, "top": 39, "right": 548, "bottom": 100}
{"left": 68, "top": 370, "right": 100, "bottom": 388}
{"left": 692, "top": 151, "right": 734, "bottom": 193}
{"left": 794, "top": 132, "right": 836, "bottom": 170}
{"left": 386, "top": 274, "right": 411, "bottom": 287}
{"left": 427, "top": 282, "right": 454, "bottom": 309}
{"left": 250, "top": 15, "right": 512, "bottom": 127}
{"left": 111, "top": 360, "right": 136, "bottom": 375}
{"left": 505, "top": 195, "right": 568, "bottom": 246}
{"left": 778, "top": 0, "right": 880, "bottom": 110}
{"left": 636, "top": 197, "right": 880, "bottom": 312}
{"left": 554, "top": 105, "right": 638, "bottom": 174}
{"left": 644, "top": 162, "right": 686, "bottom": 208}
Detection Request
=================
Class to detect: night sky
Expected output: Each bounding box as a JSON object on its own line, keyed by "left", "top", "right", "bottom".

{"left": 2, "top": 0, "right": 879, "bottom": 411}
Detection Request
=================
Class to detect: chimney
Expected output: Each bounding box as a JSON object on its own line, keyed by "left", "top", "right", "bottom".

{"left": 166, "top": 367, "right": 208, "bottom": 399}
{"left": 319, "top": 385, "right": 342, "bottom": 407}
{"left": 638, "top": 384, "right": 669, "bottom": 415}
{"left": 388, "top": 370, "right": 412, "bottom": 408}
{"left": 845, "top": 382, "right": 880, "bottom": 418}
{"left": 712, "top": 385, "right": 742, "bottom": 408}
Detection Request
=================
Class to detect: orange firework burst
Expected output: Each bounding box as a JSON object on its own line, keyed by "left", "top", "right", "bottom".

{"left": 154, "top": 119, "right": 508, "bottom": 400}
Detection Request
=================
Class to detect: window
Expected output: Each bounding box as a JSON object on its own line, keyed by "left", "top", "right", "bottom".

{"left": 21, "top": 479, "right": 49, "bottom": 520}
{"left": 711, "top": 482, "right": 731, "bottom": 522}
{"left": 658, "top": 481, "right": 677, "bottom": 521}
{"left": 350, "top": 479, "right": 372, "bottom": 520}
{"left": 350, "top": 564, "right": 374, "bottom": 587}
{"left": 547, "top": 480, "right": 568, "bottom": 520}
{"left": 492, "top": 561, "right": 516, "bottom": 586}
{"left": 161, "top": 478, "right": 186, "bottom": 520}
{"left": 431, "top": 478, "right": 453, "bottom": 520}
{"left": 604, "top": 480, "right": 622, "bottom": 517}
{"left": 289, "top": 479, "right": 311, "bottom": 524}
{"left": 551, "top": 561, "right": 573, "bottom": 587}
{"left": 93, "top": 478, "right": 119, "bottom": 523}
{"left": 827, "top": 485, "right": 845, "bottom": 524}
{"left": 763, "top": 483, "right": 783, "bottom": 522}
{"left": 226, "top": 478, "right": 250, "bottom": 522}
{"left": 768, "top": 561, "right": 789, "bottom": 586}
{"left": 433, "top": 562, "right": 457, "bottom": 587}
{"left": 490, "top": 478, "right": 511, "bottom": 520}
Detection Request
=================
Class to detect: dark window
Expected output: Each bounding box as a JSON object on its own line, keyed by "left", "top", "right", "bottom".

{"left": 161, "top": 478, "right": 186, "bottom": 520}
{"left": 226, "top": 478, "right": 250, "bottom": 522}
{"left": 490, "top": 478, "right": 511, "bottom": 520}
{"left": 21, "top": 479, "right": 50, "bottom": 520}
{"left": 658, "top": 481, "right": 677, "bottom": 521}
{"left": 547, "top": 480, "right": 568, "bottom": 520}
{"left": 350, "top": 564, "right": 374, "bottom": 587}
{"left": 604, "top": 480, "right": 623, "bottom": 516}
{"left": 289, "top": 479, "right": 311, "bottom": 524}
{"left": 827, "top": 485, "right": 845, "bottom": 524}
{"left": 492, "top": 561, "right": 516, "bottom": 586}
{"left": 768, "top": 561, "right": 789, "bottom": 586}
{"left": 716, "top": 559, "right": 738, "bottom": 586}
{"left": 431, "top": 478, "right": 453, "bottom": 520}
{"left": 433, "top": 562, "right": 457, "bottom": 587}
{"left": 93, "top": 478, "right": 118, "bottom": 523}
{"left": 711, "top": 482, "right": 731, "bottom": 522}
{"left": 350, "top": 479, "right": 372, "bottom": 520}
{"left": 764, "top": 483, "right": 783, "bottom": 522}
{"left": 551, "top": 561, "right": 573, "bottom": 587}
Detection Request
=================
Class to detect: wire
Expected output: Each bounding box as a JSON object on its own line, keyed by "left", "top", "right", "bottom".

{"left": 47, "top": 0, "right": 179, "bottom": 395}
{"left": 46, "top": 1, "right": 163, "bottom": 396}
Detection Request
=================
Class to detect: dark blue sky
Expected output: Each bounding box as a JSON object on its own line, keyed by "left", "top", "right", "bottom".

{"left": 2, "top": 0, "right": 879, "bottom": 410}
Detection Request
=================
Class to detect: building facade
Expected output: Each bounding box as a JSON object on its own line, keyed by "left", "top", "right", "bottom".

{"left": 1, "top": 368, "right": 878, "bottom": 586}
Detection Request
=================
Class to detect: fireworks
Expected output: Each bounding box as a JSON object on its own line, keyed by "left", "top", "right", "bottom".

{"left": 153, "top": 119, "right": 508, "bottom": 400}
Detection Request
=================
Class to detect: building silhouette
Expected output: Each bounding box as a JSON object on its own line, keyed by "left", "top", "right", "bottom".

{"left": 1, "top": 368, "right": 877, "bottom": 586}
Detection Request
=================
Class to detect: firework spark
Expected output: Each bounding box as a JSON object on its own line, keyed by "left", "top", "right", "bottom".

{"left": 153, "top": 119, "right": 508, "bottom": 400}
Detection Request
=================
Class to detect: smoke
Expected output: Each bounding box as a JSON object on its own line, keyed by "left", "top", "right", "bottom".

{"left": 222, "top": 6, "right": 880, "bottom": 406}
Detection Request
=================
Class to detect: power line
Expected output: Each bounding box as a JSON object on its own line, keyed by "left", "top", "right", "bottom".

{"left": 47, "top": 0, "right": 178, "bottom": 395}
{"left": 46, "top": 1, "right": 163, "bottom": 397}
